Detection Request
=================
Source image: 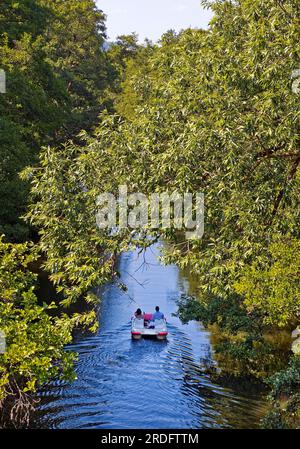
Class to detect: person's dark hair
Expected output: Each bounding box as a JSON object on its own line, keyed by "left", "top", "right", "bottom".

{"left": 136, "top": 308, "right": 142, "bottom": 315}
{"left": 155, "top": 306, "right": 159, "bottom": 312}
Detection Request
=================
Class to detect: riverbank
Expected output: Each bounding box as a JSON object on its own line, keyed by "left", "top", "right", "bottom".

{"left": 174, "top": 287, "right": 299, "bottom": 428}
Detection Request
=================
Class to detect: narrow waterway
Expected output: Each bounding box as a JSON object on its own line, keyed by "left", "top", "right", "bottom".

{"left": 37, "top": 244, "right": 266, "bottom": 429}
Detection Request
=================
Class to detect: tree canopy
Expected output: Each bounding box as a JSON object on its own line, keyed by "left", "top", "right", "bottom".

{"left": 0, "top": 0, "right": 110, "bottom": 241}
{"left": 1, "top": 0, "right": 300, "bottom": 429}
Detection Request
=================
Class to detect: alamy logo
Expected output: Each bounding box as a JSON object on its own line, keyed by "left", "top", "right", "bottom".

{"left": 0, "top": 330, "right": 6, "bottom": 354}
{"left": 0, "top": 69, "right": 6, "bottom": 94}
{"left": 96, "top": 186, "right": 204, "bottom": 239}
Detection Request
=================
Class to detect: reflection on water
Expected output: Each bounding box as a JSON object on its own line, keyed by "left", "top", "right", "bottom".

{"left": 36, "top": 244, "right": 266, "bottom": 429}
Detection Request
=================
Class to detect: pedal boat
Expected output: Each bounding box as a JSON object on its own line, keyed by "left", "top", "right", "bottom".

{"left": 131, "top": 313, "right": 168, "bottom": 340}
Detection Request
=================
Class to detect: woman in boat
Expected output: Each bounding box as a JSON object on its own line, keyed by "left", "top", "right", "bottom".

{"left": 134, "top": 308, "right": 144, "bottom": 319}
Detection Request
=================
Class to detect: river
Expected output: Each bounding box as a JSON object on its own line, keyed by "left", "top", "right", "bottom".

{"left": 36, "top": 244, "right": 266, "bottom": 429}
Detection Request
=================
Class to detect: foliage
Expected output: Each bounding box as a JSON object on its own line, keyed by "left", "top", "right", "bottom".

{"left": 106, "top": 33, "right": 140, "bottom": 89}
{"left": 176, "top": 294, "right": 290, "bottom": 379}
{"left": 105, "top": 34, "right": 154, "bottom": 118}
{"left": 2, "top": 0, "right": 300, "bottom": 429}
{"left": 0, "top": 237, "right": 77, "bottom": 427}
{"left": 234, "top": 238, "right": 300, "bottom": 327}
{"left": 0, "top": 0, "right": 110, "bottom": 241}
{"left": 22, "top": 133, "right": 154, "bottom": 308}
{"left": 24, "top": 0, "right": 299, "bottom": 381}
{"left": 263, "top": 356, "right": 300, "bottom": 428}
{"left": 41, "top": 0, "right": 109, "bottom": 132}
{"left": 177, "top": 293, "right": 262, "bottom": 331}
{"left": 63, "top": 0, "right": 299, "bottom": 341}
{"left": 0, "top": 32, "right": 69, "bottom": 241}
{"left": 0, "top": 0, "right": 53, "bottom": 40}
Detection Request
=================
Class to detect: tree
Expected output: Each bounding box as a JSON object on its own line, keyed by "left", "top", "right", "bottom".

{"left": 0, "top": 0, "right": 53, "bottom": 41}
{"left": 0, "top": 237, "right": 76, "bottom": 427}
{"left": 235, "top": 238, "right": 300, "bottom": 327}
{"left": 0, "top": 33, "right": 69, "bottom": 241}
{"left": 41, "top": 0, "right": 109, "bottom": 133}
{"left": 98, "top": 0, "right": 300, "bottom": 322}
{"left": 105, "top": 33, "right": 151, "bottom": 116}
{"left": 0, "top": 0, "right": 111, "bottom": 241}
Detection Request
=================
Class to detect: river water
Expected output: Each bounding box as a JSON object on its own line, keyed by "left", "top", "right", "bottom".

{"left": 36, "top": 244, "right": 266, "bottom": 429}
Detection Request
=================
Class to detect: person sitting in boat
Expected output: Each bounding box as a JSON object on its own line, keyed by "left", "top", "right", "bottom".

{"left": 143, "top": 313, "right": 152, "bottom": 327}
{"left": 152, "top": 306, "right": 164, "bottom": 321}
{"left": 134, "top": 308, "right": 144, "bottom": 319}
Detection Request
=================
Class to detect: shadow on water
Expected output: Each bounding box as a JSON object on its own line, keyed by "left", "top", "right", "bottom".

{"left": 36, "top": 244, "right": 267, "bottom": 429}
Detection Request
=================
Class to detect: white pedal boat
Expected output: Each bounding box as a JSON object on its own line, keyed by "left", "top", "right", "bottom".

{"left": 131, "top": 313, "right": 168, "bottom": 340}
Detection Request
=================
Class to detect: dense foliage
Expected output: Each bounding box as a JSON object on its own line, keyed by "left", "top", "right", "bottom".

{"left": 0, "top": 0, "right": 110, "bottom": 241}
{"left": 0, "top": 237, "right": 76, "bottom": 427}
{"left": 1, "top": 0, "right": 299, "bottom": 428}
{"left": 22, "top": 138, "right": 153, "bottom": 309}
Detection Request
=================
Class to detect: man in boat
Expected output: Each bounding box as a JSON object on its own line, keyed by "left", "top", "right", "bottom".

{"left": 152, "top": 306, "right": 165, "bottom": 321}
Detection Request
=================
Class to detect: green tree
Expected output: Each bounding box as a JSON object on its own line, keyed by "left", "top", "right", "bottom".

{"left": 0, "top": 33, "right": 69, "bottom": 241}
{"left": 41, "top": 0, "right": 109, "bottom": 133}
{"left": 0, "top": 237, "right": 76, "bottom": 427}
{"left": 0, "top": 0, "right": 53, "bottom": 41}
{"left": 235, "top": 238, "right": 300, "bottom": 327}
{"left": 0, "top": 0, "right": 112, "bottom": 241}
